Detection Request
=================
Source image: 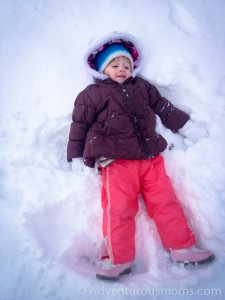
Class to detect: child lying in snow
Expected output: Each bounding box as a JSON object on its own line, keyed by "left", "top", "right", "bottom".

{"left": 67, "top": 32, "right": 215, "bottom": 281}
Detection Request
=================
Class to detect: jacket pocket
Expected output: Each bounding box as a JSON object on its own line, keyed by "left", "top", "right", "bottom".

{"left": 99, "top": 121, "right": 110, "bottom": 135}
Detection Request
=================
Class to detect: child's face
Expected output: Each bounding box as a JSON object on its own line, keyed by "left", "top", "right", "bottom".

{"left": 104, "top": 56, "right": 132, "bottom": 84}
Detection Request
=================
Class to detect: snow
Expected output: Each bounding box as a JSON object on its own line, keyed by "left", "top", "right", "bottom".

{"left": 0, "top": 0, "right": 225, "bottom": 299}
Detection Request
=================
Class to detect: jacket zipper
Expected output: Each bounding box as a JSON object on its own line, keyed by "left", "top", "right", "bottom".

{"left": 121, "top": 85, "right": 152, "bottom": 158}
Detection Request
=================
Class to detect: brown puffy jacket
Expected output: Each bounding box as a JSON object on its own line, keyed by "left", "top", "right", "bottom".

{"left": 67, "top": 76, "right": 189, "bottom": 167}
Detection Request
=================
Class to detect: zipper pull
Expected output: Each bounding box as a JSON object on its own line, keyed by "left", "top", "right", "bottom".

{"left": 131, "top": 115, "right": 138, "bottom": 123}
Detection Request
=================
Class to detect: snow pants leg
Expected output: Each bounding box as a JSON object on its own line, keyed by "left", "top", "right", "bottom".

{"left": 140, "top": 155, "right": 196, "bottom": 250}
{"left": 101, "top": 160, "right": 140, "bottom": 264}
{"left": 101, "top": 156, "right": 196, "bottom": 265}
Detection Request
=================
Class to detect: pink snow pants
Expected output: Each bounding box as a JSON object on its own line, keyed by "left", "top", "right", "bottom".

{"left": 101, "top": 155, "right": 196, "bottom": 264}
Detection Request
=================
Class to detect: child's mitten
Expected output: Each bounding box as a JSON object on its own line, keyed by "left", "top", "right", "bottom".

{"left": 179, "top": 119, "right": 208, "bottom": 143}
{"left": 71, "top": 157, "right": 85, "bottom": 173}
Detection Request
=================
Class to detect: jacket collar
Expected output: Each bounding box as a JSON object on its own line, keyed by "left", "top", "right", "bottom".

{"left": 95, "top": 76, "right": 136, "bottom": 87}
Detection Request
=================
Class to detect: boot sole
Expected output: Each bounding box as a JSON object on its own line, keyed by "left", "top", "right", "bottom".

{"left": 176, "top": 254, "right": 215, "bottom": 267}
{"left": 96, "top": 266, "right": 132, "bottom": 281}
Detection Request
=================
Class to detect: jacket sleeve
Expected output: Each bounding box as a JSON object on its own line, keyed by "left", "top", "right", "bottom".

{"left": 67, "top": 86, "right": 97, "bottom": 162}
{"left": 146, "top": 82, "right": 189, "bottom": 132}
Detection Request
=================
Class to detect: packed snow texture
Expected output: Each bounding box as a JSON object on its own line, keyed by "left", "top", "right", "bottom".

{"left": 1, "top": 0, "right": 225, "bottom": 299}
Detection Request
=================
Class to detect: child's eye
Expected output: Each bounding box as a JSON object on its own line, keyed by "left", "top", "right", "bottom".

{"left": 124, "top": 64, "right": 130, "bottom": 70}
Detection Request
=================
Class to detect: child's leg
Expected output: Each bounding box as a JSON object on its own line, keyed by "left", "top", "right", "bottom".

{"left": 140, "top": 155, "right": 196, "bottom": 250}
{"left": 101, "top": 160, "right": 140, "bottom": 265}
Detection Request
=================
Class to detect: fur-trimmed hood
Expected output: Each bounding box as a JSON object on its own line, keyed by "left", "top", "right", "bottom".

{"left": 83, "top": 32, "right": 144, "bottom": 80}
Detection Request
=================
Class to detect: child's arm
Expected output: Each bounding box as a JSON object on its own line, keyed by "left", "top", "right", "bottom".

{"left": 67, "top": 86, "right": 96, "bottom": 163}
{"left": 146, "top": 83, "right": 189, "bottom": 132}
{"left": 146, "top": 82, "right": 208, "bottom": 142}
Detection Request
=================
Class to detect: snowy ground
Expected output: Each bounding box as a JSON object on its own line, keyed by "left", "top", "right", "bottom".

{"left": 1, "top": 0, "right": 225, "bottom": 299}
